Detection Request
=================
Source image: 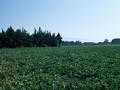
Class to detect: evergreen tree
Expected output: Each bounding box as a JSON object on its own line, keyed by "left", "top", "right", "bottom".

{"left": 15, "top": 29, "right": 22, "bottom": 47}
{"left": 51, "top": 33, "right": 58, "bottom": 46}
{"left": 111, "top": 38, "right": 120, "bottom": 44}
{"left": 0, "top": 32, "right": 2, "bottom": 48}
{"left": 21, "top": 28, "right": 30, "bottom": 47}
{"left": 1, "top": 29, "right": 6, "bottom": 47}
{"left": 37, "top": 27, "right": 44, "bottom": 47}
{"left": 33, "top": 28, "right": 37, "bottom": 47}
{"left": 103, "top": 39, "right": 109, "bottom": 44}
{"left": 56, "top": 33, "right": 62, "bottom": 46}
{"left": 6, "top": 26, "right": 15, "bottom": 48}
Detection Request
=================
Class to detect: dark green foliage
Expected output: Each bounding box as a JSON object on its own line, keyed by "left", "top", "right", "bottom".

{"left": 1, "top": 30, "right": 7, "bottom": 47}
{"left": 111, "top": 38, "right": 120, "bottom": 44}
{"left": 0, "top": 26, "right": 62, "bottom": 48}
{"left": 103, "top": 39, "right": 109, "bottom": 44}
{"left": 62, "top": 41, "right": 82, "bottom": 46}
{"left": 0, "top": 32, "right": 2, "bottom": 47}
{"left": 5, "top": 27, "right": 16, "bottom": 48}
{"left": 83, "top": 42, "right": 97, "bottom": 45}
{"left": 56, "top": 33, "right": 62, "bottom": 46}
{"left": 15, "top": 29, "right": 23, "bottom": 47}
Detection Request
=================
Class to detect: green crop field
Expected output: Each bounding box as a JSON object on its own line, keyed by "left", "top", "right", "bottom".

{"left": 1, "top": 45, "right": 120, "bottom": 89}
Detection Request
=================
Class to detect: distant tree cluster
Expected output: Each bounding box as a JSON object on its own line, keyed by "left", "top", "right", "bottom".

{"left": 62, "top": 41, "right": 82, "bottom": 46}
{"left": 98, "top": 38, "right": 120, "bottom": 45}
{"left": 62, "top": 38, "right": 120, "bottom": 46}
{"left": 0, "top": 26, "right": 62, "bottom": 48}
{"left": 111, "top": 38, "right": 120, "bottom": 44}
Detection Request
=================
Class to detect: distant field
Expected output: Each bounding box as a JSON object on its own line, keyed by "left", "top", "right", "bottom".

{"left": 1, "top": 45, "right": 120, "bottom": 89}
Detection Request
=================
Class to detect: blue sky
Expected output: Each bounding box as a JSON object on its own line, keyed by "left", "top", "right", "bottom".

{"left": 0, "top": 0, "right": 120, "bottom": 42}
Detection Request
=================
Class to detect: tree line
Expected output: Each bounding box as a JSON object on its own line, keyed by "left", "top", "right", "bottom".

{"left": 62, "top": 41, "right": 82, "bottom": 46}
{"left": 0, "top": 26, "right": 62, "bottom": 48}
{"left": 62, "top": 38, "right": 120, "bottom": 45}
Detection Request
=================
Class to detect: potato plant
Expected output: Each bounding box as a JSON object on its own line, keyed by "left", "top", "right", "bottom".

{"left": 0, "top": 45, "right": 120, "bottom": 89}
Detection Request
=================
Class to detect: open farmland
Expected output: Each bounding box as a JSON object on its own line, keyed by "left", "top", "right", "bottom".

{"left": 1, "top": 45, "right": 120, "bottom": 89}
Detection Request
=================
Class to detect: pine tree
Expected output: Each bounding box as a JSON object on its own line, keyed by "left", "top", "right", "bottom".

{"left": 56, "top": 33, "right": 62, "bottom": 46}
{"left": 51, "top": 33, "right": 57, "bottom": 46}
{"left": 15, "top": 29, "right": 22, "bottom": 47}
{"left": 33, "top": 28, "right": 37, "bottom": 47}
{"left": 0, "top": 32, "right": 2, "bottom": 48}
{"left": 6, "top": 26, "right": 15, "bottom": 48}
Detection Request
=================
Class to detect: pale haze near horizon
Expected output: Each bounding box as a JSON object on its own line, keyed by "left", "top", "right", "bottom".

{"left": 0, "top": 0, "right": 120, "bottom": 42}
